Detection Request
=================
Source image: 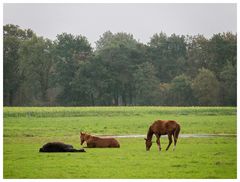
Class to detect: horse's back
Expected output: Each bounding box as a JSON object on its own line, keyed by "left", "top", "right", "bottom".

{"left": 154, "top": 120, "right": 179, "bottom": 126}
{"left": 87, "top": 136, "right": 120, "bottom": 148}
{"left": 98, "top": 137, "right": 120, "bottom": 148}
{"left": 166, "top": 120, "right": 179, "bottom": 127}
{"left": 152, "top": 120, "right": 180, "bottom": 134}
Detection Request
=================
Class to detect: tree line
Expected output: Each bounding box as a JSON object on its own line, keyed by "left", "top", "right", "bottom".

{"left": 3, "top": 24, "right": 237, "bottom": 106}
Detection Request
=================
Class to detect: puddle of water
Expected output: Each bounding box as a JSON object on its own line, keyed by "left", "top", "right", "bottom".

{"left": 99, "top": 134, "right": 236, "bottom": 138}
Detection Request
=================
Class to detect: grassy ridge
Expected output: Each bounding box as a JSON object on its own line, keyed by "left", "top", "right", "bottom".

{"left": 3, "top": 106, "right": 236, "bottom": 117}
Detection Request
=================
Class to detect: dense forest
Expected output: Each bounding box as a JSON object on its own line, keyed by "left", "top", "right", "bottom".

{"left": 3, "top": 24, "right": 237, "bottom": 106}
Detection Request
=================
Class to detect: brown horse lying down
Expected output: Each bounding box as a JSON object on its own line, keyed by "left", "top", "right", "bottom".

{"left": 39, "top": 142, "right": 86, "bottom": 152}
{"left": 145, "top": 120, "right": 181, "bottom": 151}
{"left": 80, "top": 132, "right": 120, "bottom": 148}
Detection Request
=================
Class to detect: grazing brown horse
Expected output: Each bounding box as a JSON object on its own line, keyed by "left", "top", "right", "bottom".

{"left": 144, "top": 120, "right": 180, "bottom": 151}
{"left": 80, "top": 132, "right": 120, "bottom": 148}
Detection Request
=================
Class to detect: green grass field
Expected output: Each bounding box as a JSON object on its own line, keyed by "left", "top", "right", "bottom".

{"left": 3, "top": 106, "right": 237, "bottom": 179}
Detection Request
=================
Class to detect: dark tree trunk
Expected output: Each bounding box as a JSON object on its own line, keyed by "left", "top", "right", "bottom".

{"left": 9, "top": 90, "right": 13, "bottom": 106}
{"left": 90, "top": 93, "right": 95, "bottom": 106}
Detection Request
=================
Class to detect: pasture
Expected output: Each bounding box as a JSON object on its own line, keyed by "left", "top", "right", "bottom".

{"left": 3, "top": 107, "right": 237, "bottom": 178}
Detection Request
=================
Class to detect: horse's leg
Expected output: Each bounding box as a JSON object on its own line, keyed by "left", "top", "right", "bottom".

{"left": 173, "top": 134, "right": 177, "bottom": 151}
{"left": 87, "top": 142, "right": 95, "bottom": 148}
{"left": 155, "top": 134, "right": 161, "bottom": 151}
{"left": 166, "top": 134, "right": 172, "bottom": 151}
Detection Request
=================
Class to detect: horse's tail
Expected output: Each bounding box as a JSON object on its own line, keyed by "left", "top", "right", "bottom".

{"left": 174, "top": 123, "right": 181, "bottom": 139}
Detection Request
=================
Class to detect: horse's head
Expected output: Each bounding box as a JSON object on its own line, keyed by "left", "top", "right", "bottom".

{"left": 144, "top": 138, "right": 152, "bottom": 151}
{"left": 80, "top": 132, "right": 86, "bottom": 145}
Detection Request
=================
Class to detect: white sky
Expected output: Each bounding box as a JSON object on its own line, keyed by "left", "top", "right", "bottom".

{"left": 3, "top": 3, "right": 237, "bottom": 47}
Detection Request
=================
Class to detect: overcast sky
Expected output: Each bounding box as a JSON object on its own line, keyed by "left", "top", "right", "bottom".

{"left": 3, "top": 3, "right": 237, "bottom": 47}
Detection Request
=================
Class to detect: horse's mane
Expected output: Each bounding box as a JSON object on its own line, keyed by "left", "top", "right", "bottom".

{"left": 147, "top": 126, "right": 154, "bottom": 140}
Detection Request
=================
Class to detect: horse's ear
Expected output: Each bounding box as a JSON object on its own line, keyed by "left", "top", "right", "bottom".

{"left": 144, "top": 138, "right": 147, "bottom": 141}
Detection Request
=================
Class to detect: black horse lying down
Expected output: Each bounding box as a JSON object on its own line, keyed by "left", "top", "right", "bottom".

{"left": 39, "top": 142, "right": 86, "bottom": 152}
